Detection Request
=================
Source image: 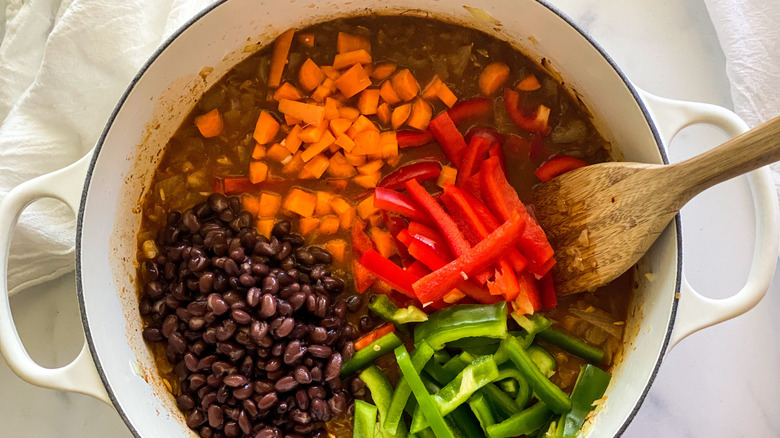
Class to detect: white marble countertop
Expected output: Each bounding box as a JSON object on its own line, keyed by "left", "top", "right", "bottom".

{"left": 2, "top": 0, "right": 778, "bottom": 436}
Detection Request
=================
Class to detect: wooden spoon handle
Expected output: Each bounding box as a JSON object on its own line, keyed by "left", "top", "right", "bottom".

{"left": 668, "top": 114, "right": 780, "bottom": 202}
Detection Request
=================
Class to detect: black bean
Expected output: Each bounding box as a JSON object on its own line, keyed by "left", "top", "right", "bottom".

{"left": 309, "top": 247, "right": 332, "bottom": 264}
{"left": 145, "top": 281, "right": 164, "bottom": 299}
{"left": 254, "top": 380, "right": 274, "bottom": 395}
{"left": 283, "top": 340, "right": 306, "bottom": 365}
{"left": 142, "top": 327, "right": 164, "bottom": 343}
{"left": 307, "top": 345, "right": 332, "bottom": 359}
{"left": 239, "top": 273, "right": 256, "bottom": 288}
{"left": 186, "top": 408, "right": 207, "bottom": 428}
{"left": 208, "top": 193, "right": 229, "bottom": 212}
{"left": 238, "top": 409, "right": 252, "bottom": 434}
{"left": 262, "top": 276, "right": 280, "bottom": 295}
{"left": 207, "top": 404, "right": 224, "bottom": 428}
{"left": 350, "top": 376, "right": 366, "bottom": 396}
{"left": 272, "top": 220, "right": 291, "bottom": 237}
{"left": 257, "top": 391, "right": 278, "bottom": 410}
{"left": 342, "top": 342, "right": 355, "bottom": 362}
{"left": 256, "top": 426, "right": 281, "bottom": 438}
{"left": 223, "top": 374, "right": 249, "bottom": 387}
{"left": 294, "top": 249, "right": 315, "bottom": 266}
{"left": 359, "top": 316, "right": 375, "bottom": 333}
{"left": 288, "top": 293, "right": 306, "bottom": 312}
{"left": 288, "top": 322, "right": 309, "bottom": 340}
{"left": 310, "top": 398, "right": 330, "bottom": 422}
{"left": 276, "top": 318, "right": 295, "bottom": 338}
{"left": 288, "top": 409, "right": 310, "bottom": 425}
{"left": 310, "top": 367, "right": 323, "bottom": 383}
{"left": 256, "top": 242, "right": 278, "bottom": 257}
{"left": 275, "top": 375, "right": 299, "bottom": 393}
{"left": 247, "top": 287, "right": 262, "bottom": 307}
{"left": 259, "top": 294, "right": 277, "bottom": 318}
{"left": 324, "top": 354, "right": 342, "bottom": 382}
{"left": 231, "top": 309, "right": 252, "bottom": 325}
{"left": 252, "top": 262, "right": 270, "bottom": 276}
{"left": 169, "top": 332, "right": 187, "bottom": 354}
{"left": 216, "top": 319, "right": 237, "bottom": 342}
{"left": 233, "top": 384, "right": 254, "bottom": 400}
{"left": 277, "top": 300, "right": 293, "bottom": 317}
{"left": 251, "top": 321, "right": 269, "bottom": 343}
{"left": 329, "top": 392, "right": 347, "bottom": 416}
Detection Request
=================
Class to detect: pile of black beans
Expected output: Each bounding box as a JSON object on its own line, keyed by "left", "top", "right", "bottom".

{"left": 139, "top": 193, "right": 362, "bottom": 438}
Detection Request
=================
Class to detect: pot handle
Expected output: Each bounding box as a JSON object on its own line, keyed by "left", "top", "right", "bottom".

{"left": 638, "top": 89, "right": 779, "bottom": 349}
{"left": 0, "top": 151, "right": 111, "bottom": 405}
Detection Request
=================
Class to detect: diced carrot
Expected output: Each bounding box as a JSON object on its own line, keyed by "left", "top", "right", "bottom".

{"left": 318, "top": 215, "right": 340, "bottom": 234}
{"left": 369, "top": 227, "right": 397, "bottom": 258}
{"left": 517, "top": 74, "right": 541, "bottom": 91}
{"left": 299, "top": 58, "right": 325, "bottom": 92}
{"left": 195, "top": 109, "right": 224, "bottom": 138}
{"left": 376, "top": 102, "right": 392, "bottom": 126}
{"left": 252, "top": 143, "right": 266, "bottom": 160}
{"left": 323, "top": 98, "right": 340, "bottom": 120}
{"left": 278, "top": 99, "right": 325, "bottom": 126}
{"left": 437, "top": 83, "right": 458, "bottom": 108}
{"left": 368, "top": 213, "right": 385, "bottom": 228}
{"left": 299, "top": 125, "right": 325, "bottom": 143}
{"left": 334, "top": 133, "right": 356, "bottom": 153}
{"left": 379, "top": 131, "right": 398, "bottom": 158}
{"left": 353, "top": 131, "right": 380, "bottom": 155}
{"left": 325, "top": 239, "right": 347, "bottom": 264}
{"left": 357, "top": 194, "right": 379, "bottom": 219}
{"left": 296, "top": 32, "right": 315, "bottom": 47}
{"left": 302, "top": 131, "right": 335, "bottom": 162}
{"left": 273, "top": 82, "right": 304, "bottom": 101}
{"left": 407, "top": 98, "right": 432, "bottom": 131}
{"left": 329, "top": 196, "right": 351, "bottom": 215}
{"left": 353, "top": 171, "right": 382, "bottom": 189}
{"left": 362, "top": 63, "right": 375, "bottom": 78}
{"left": 280, "top": 127, "right": 300, "bottom": 155}
{"left": 333, "top": 49, "right": 373, "bottom": 70}
{"left": 311, "top": 84, "right": 333, "bottom": 102}
{"left": 299, "top": 154, "right": 330, "bottom": 179}
{"left": 344, "top": 152, "right": 366, "bottom": 166}
{"left": 338, "top": 106, "right": 361, "bottom": 122}
{"left": 379, "top": 80, "right": 402, "bottom": 106}
{"left": 386, "top": 154, "right": 402, "bottom": 168}
{"left": 257, "top": 192, "right": 282, "bottom": 218}
{"left": 314, "top": 191, "right": 333, "bottom": 216}
{"left": 437, "top": 164, "right": 458, "bottom": 188}
{"left": 299, "top": 217, "right": 321, "bottom": 236}
{"left": 479, "top": 62, "right": 510, "bottom": 96}
{"left": 328, "top": 142, "right": 340, "bottom": 154}
{"left": 266, "top": 143, "right": 291, "bottom": 163}
{"left": 284, "top": 114, "right": 300, "bottom": 125}
{"left": 253, "top": 111, "right": 280, "bottom": 144}
{"left": 327, "top": 152, "right": 358, "bottom": 178}
{"left": 347, "top": 115, "right": 379, "bottom": 138}
{"left": 337, "top": 32, "right": 371, "bottom": 54}
{"left": 256, "top": 219, "right": 276, "bottom": 238}
{"left": 241, "top": 194, "right": 261, "bottom": 216}
{"left": 329, "top": 118, "right": 353, "bottom": 138}
{"left": 335, "top": 63, "right": 372, "bottom": 98}
{"left": 268, "top": 29, "right": 294, "bottom": 88}
{"left": 283, "top": 188, "right": 317, "bottom": 217}
{"left": 249, "top": 161, "right": 268, "bottom": 184}
{"left": 391, "top": 103, "right": 412, "bottom": 130}
{"left": 321, "top": 65, "right": 340, "bottom": 80}
{"left": 282, "top": 151, "right": 305, "bottom": 175}
{"left": 328, "top": 179, "right": 349, "bottom": 192}
{"left": 338, "top": 205, "right": 356, "bottom": 230}
{"left": 357, "top": 89, "right": 381, "bottom": 115}
{"left": 421, "top": 75, "right": 442, "bottom": 100}
{"left": 391, "top": 69, "right": 419, "bottom": 101}
{"left": 371, "top": 62, "right": 397, "bottom": 81}
{"left": 357, "top": 159, "right": 383, "bottom": 175}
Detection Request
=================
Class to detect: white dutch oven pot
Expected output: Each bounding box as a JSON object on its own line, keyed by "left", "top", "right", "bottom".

{"left": 1, "top": 0, "right": 777, "bottom": 437}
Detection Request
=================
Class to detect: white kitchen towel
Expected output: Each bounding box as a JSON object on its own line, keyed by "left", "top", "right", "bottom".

{"left": 0, "top": 0, "right": 215, "bottom": 295}
{"left": 703, "top": 0, "right": 780, "bottom": 202}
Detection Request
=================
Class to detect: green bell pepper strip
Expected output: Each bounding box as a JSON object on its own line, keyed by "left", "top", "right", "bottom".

{"left": 383, "top": 342, "right": 436, "bottom": 436}
{"left": 486, "top": 402, "right": 554, "bottom": 438}
{"left": 526, "top": 344, "right": 557, "bottom": 378}
{"left": 419, "top": 373, "right": 485, "bottom": 438}
{"left": 536, "top": 327, "right": 605, "bottom": 364}
{"left": 423, "top": 360, "right": 453, "bottom": 385}
{"left": 497, "top": 378, "right": 519, "bottom": 398}
{"left": 495, "top": 365, "right": 532, "bottom": 409}
{"left": 434, "top": 349, "right": 453, "bottom": 364}
{"left": 512, "top": 313, "right": 552, "bottom": 335}
{"left": 341, "top": 332, "right": 404, "bottom": 377}
{"left": 468, "top": 392, "right": 497, "bottom": 430}
{"left": 354, "top": 400, "right": 378, "bottom": 438}
{"left": 395, "top": 345, "right": 456, "bottom": 438}
{"left": 410, "top": 354, "right": 500, "bottom": 433}
{"left": 503, "top": 336, "right": 572, "bottom": 414}
{"left": 370, "top": 294, "right": 429, "bottom": 326}
{"left": 481, "top": 383, "right": 521, "bottom": 420}
{"left": 442, "top": 355, "right": 470, "bottom": 379}
{"left": 558, "top": 364, "right": 611, "bottom": 438}
{"left": 414, "top": 302, "right": 508, "bottom": 349}
{"left": 359, "top": 365, "right": 407, "bottom": 438}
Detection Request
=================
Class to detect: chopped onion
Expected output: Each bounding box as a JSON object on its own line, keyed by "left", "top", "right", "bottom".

{"left": 569, "top": 307, "right": 624, "bottom": 339}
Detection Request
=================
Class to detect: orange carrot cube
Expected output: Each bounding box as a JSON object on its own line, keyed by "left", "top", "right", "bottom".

{"left": 253, "top": 111, "right": 280, "bottom": 144}
{"left": 256, "top": 218, "right": 276, "bottom": 238}
{"left": 333, "top": 49, "right": 373, "bottom": 70}
{"left": 371, "top": 62, "right": 397, "bottom": 81}
{"left": 273, "top": 82, "right": 304, "bottom": 101}
{"left": 325, "top": 239, "right": 347, "bottom": 264}
{"left": 391, "top": 103, "right": 412, "bottom": 130}
{"left": 353, "top": 171, "right": 382, "bottom": 189}
{"left": 335, "top": 64, "right": 372, "bottom": 99}
{"left": 337, "top": 32, "right": 371, "bottom": 54}
{"left": 249, "top": 161, "right": 268, "bottom": 184}
{"left": 391, "top": 69, "right": 419, "bottom": 101}
{"left": 302, "top": 131, "right": 335, "bottom": 162}
{"left": 299, "top": 58, "right": 325, "bottom": 92}
{"left": 357, "top": 89, "right": 381, "bottom": 115}
{"left": 258, "top": 192, "right": 282, "bottom": 218}
{"left": 407, "top": 98, "right": 432, "bottom": 131}
{"left": 298, "top": 217, "right": 321, "bottom": 236}
{"left": 283, "top": 188, "right": 317, "bottom": 217}
{"left": 357, "top": 194, "right": 379, "bottom": 219}
{"left": 318, "top": 215, "right": 340, "bottom": 235}
{"left": 379, "top": 80, "right": 402, "bottom": 106}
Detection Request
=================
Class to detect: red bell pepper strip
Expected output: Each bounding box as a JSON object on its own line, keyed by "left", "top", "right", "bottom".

{"left": 221, "top": 177, "right": 262, "bottom": 195}
{"left": 448, "top": 98, "right": 492, "bottom": 125}
{"left": 404, "top": 179, "right": 471, "bottom": 258}
{"left": 406, "top": 260, "right": 432, "bottom": 278}
{"left": 503, "top": 88, "right": 552, "bottom": 135}
{"left": 539, "top": 272, "right": 557, "bottom": 310}
{"left": 374, "top": 187, "right": 432, "bottom": 224}
{"left": 488, "top": 143, "right": 507, "bottom": 176}
{"left": 456, "top": 280, "right": 503, "bottom": 304}
{"left": 408, "top": 221, "right": 447, "bottom": 248}
{"left": 383, "top": 212, "right": 414, "bottom": 267}
{"left": 487, "top": 260, "right": 521, "bottom": 301}
{"left": 413, "top": 234, "right": 453, "bottom": 262}
{"left": 397, "top": 130, "right": 435, "bottom": 148}
{"left": 412, "top": 211, "right": 528, "bottom": 305}
{"left": 354, "top": 324, "right": 396, "bottom": 351}
{"left": 528, "top": 255, "right": 556, "bottom": 278}
{"left": 461, "top": 173, "right": 483, "bottom": 201}
{"left": 516, "top": 272, "right": 541, "bottom": 313}
{"left": 408, "top": 239, "right": 450, "bottom": 271}
{"left": 534, "top": 156, "right": 588, "bottom": 183}
{"left": 480, "top": 157, "right": 554, "bottom": 266}
{"left": 456, "top": 135, "right": 493, "bottom": 186}
{"left": 529, "top": 131, "right": 548, "bottom": 160}
{"left": 378, "top": 161, "right": 442, "bottom": 190}
{"left": 354, "top": 259, "right": 377, "bottom": 293}
{"left": 465, "top": 127, "right": 505, "bottom": 145}
{"left": 359, "top": 249, "right": 419, "bottom": 299}
{"left": 352, "top": 219, "right": 375, "bottom": 257}
{"left": 397, "top": 229, "right": 414, "bottom": 247}
{"left": 429, "top": 111, "right": 468, "bottom": 166}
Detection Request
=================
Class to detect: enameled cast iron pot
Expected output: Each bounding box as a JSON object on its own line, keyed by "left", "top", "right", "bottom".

{"left": 1, "top": 0, "right": 777, "bottom": 437}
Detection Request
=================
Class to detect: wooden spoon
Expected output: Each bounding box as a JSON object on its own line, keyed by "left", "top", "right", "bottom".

{"left": 531, "top": 115, "right": 780, "bottom": 296}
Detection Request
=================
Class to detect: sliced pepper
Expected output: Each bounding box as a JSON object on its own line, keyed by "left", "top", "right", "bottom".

{"left": 359, "top": 249, "right": 420, "bottom": 298}
{"left": 414, "top": 302, "right": 508, "bottom": 349}
{"left": 396, "top": 130, "right": 435, "bottom": 148}
{"left": 539, "top": 273, "right": 558, "bottom": 310}
{"left": 378, "top": 160, "right": 442, "bottom": 189}
{"left": 448, "top": 98, "right": 492, "bottom": 125}
{"left": 369, "top": 294, "right": 428, "bottom": 326}
{"left": 558, "top": 364, "right": 611, "bottom": 438}
{"left": 468, "top": 392, "right": 498, "bottom": 431}
{"left": 395, "top": 345, "right": 456, "bottom": 438}
{"left": 408, "top": 239, "right": 451, "bottom": 271}
{"left": 502, "top": 336, "right": 571, "bottom": 414}
{"left": 354, "top": 400, "right": 378, "bottom": 438}
{"left": 419, "top": 373, "right": 486, "bottom": 438}
{"left": 536, "top": 327, "right": 605, "bottom": 364}
{"left": 486, "top": 401, "right": 553, "bottom": 438}
{"left": 375, "top": 187, "right": 432, "bottom": 224}
{"left": 355, "top": 324, "right": 396, "bottom": 351}
{"left": 405, "top": 178, "right": 471, "bottom": 258}
{"left": 534, "top": 156, "right": 588, "bottom": 183}
{"left": 360, "top": 365, "right": 408, "bottom": 438}
{"left": 503, "top": 87, "right": 552, "bottom": 135}
{"left": 429, "top": 111, "right": 468, "bottom": 166}
{"left": 488, "top": 142, "right": 507, "bottom": 176}
{"left": 342, "top": 332, "right": 404, "bottom": 377}
{"left": 457, "top": 135, "right": 493, "bottom": 186}
{"left": 412, "top": 211, "right": 528, "bottom": 305}
{"left": 383, "top": 342, "right": 435, "bottom": 436}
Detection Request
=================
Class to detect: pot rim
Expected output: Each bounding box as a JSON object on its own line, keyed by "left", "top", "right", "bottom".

{"left": 75, "top": 1, "right": 682, "bottom": 436}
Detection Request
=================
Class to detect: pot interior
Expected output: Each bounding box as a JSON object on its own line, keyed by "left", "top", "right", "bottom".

{"left": 78, "top": 0, "right": 679, "bottom": 436}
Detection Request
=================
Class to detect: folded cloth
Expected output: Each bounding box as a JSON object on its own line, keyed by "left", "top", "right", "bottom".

{"left": 703, "top": 0, "right": 780, "bottom": 203}
{"left": 0, "top": 0, "right": 214, "bottom": 295}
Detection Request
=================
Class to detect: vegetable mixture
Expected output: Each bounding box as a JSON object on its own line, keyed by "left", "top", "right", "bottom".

{"left": 136, "top": 15, "right": 632, "bottom": 438}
